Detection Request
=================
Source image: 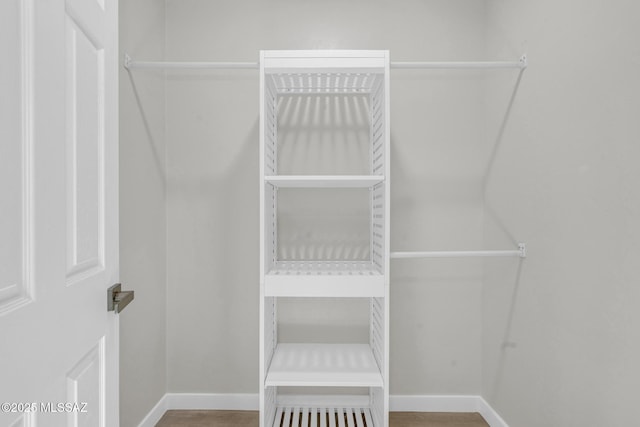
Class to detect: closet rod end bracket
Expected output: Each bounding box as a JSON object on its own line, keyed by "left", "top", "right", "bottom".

{"left": 124, "top": 53, "right": 132, "bottom": 70}
{"left": 518, "top": 243, "right": 527, "bottom": 258}
{"left": 519, "top": 54, "right": 528, "bottom": 69}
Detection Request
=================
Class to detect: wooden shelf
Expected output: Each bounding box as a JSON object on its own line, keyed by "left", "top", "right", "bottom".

{"left": 266, "top": 344, "right": 383, "bottom": 388}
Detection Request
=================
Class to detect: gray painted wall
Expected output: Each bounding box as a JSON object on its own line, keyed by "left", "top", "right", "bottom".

{"left": 483, "top": 0, "right": 640, "bottom": 425}
{"left": 119, "top": 0, "right": 167, "bottom": 425}
{"left": 164, "top": 0, "right": 488, "bottom": 395}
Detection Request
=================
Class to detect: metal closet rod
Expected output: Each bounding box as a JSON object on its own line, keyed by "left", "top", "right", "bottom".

{"left": 124, "top": 54, "right": 527, "bottom": 70}
{"left": 124, "top": 54, "right": 257, "bottom": 69}
{"left": 391, "top": 243, "right": 526, "bottom": 259}
{"left": 392, "top": 55, "right": 527, "bottom": 69}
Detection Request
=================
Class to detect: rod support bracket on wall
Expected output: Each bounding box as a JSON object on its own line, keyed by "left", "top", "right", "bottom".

{"left": 124, "top": 53, "right": 132, "bottom": 70}
{"left": 519, "top": 54, "right": 528, "bottom": 69}
{"left": 518, "top": 243, "right": 527, "bottom": 258}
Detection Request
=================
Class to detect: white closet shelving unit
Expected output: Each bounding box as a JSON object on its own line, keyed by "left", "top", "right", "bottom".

{"left": 260, "top": 50, "right": 390, "bottom": 427}
{"left": 125, "top": 49, "right": 526, "bottom": 427}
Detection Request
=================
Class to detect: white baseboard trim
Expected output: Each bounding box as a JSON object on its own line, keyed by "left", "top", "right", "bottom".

{"left": 136, "top": 393, "right": 258, "bottom": 427}
{"left": 477, "top": 396, "right": 509, "bottom": 427}
{"left": 390, "top": 395, "right": 508, "bottom": 427}
{"left": 389, "top": 394, "right": 480, "bottom": 412}
{"left": 138, "top": 393, "right": 508, "bottom": 427}
{"left": 136, "top": 395, "right": 168, "bottom": 427}
{"left": 164, "top": 393, "right": 259, "bottom": 410}
{"left": 277, "top": 394, "right": 370, "bottom": 408}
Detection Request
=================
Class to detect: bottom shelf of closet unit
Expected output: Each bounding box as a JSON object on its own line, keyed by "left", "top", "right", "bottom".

{"left": 273, "top": 405, "right": 374, "bottom": 427}
{"left": 266, "top": 344, "right": 383, "bottom": 388}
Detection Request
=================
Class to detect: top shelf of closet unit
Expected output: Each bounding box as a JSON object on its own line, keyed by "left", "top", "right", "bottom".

{"left": 262, "top": 50, "right": 387, "bottom": 94}
{"left": 265, "top": 175, "right": 385, "bottom": 188}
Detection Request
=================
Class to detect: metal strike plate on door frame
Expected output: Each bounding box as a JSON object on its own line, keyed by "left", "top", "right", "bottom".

{"left": 107, "top": 283, "right": 134, "bottom": 313}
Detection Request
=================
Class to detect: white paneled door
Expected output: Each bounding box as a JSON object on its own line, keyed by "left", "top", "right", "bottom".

{"left": 1, "top": 0, "right": 119, "bottom": 426}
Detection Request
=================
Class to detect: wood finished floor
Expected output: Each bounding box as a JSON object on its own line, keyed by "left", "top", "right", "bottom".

{"left": 155, "top": 410, "right": 490, "bottom": 427}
